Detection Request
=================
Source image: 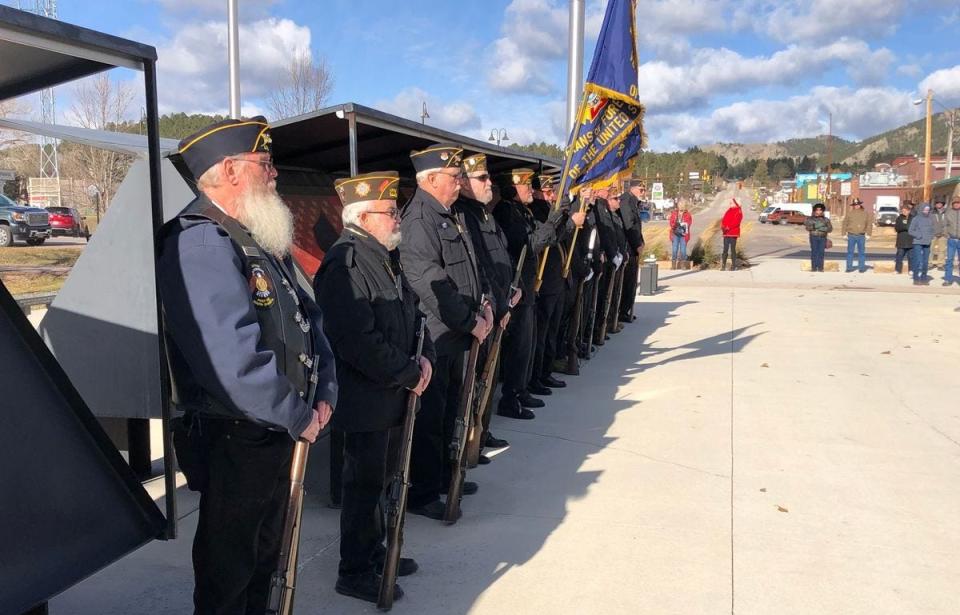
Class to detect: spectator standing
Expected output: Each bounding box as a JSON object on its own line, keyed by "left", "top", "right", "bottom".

{"left": 669, "top": 203, "right": 693, "bottom": 268}
{"left": 720, "top": 198, "right": 743, "bottom": 271}
{"left": 841, "top": 198, "right": 871, "bottom": 273}
{"left": 942, "top": 198, "right": 960, "bottom": 286}
{"left": 804, "top": 203, "right": 832, "bottom": 272}
{"left": 931, "top": 199, "right": 947, "bottom": 270}
{"left": 908, "top": 203, "right": 934, "bottom": 286}
{"left": 894, "top": 205, "right": 913, "bottom": 274}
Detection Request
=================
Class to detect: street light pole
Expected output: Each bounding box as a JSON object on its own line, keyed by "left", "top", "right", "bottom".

{"left": 924, "top": 89, "right": 933, "bottom": 202}
{"left": 946, "top": 109, "right": 954, "bottom": 180}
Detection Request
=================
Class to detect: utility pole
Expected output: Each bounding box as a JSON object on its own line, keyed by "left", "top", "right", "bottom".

{"left": 945, "top": 109, "right": 955, "bottom": 180}
{"left": 35, "top": 0, "right": 61, "bottom": 207}
{"left": 824, "top": 112, "right": 833, "bottom": 213}
{"left": 923, "top": 89, "right": 933, "bottom": 202}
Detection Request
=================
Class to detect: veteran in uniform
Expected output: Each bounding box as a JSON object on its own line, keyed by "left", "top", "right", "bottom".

{"left": 399, "top": 143, "right": 493, "bottom": 520}
{"left": 493, "top": 169, "right": 568, "bottom": 418}
{"left": 617, "top": 179, "right": 646, "bottom": 322}
{"left": 159, "top": 117, "right": 337, "bottom": 614}
{"left": 456, "top": 153, "right": 516, "bottom": 458}
{"left": 589, "top": 186, "right": 623, "bottom": 345}
{"left": 314, "top": 171, "right": 435, "bottom": 603}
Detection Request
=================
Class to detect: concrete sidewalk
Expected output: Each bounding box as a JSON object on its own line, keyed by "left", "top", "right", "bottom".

{"left": 52, "top": 270, "right": 960, "bottom": 614}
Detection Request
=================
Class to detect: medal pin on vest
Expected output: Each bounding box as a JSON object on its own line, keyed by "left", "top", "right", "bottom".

{"left": 250, "top": 264, "right": 276, "bottom": 308}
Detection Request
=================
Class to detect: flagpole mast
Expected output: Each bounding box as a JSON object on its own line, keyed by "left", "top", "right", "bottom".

{"left": 566, "top": 0, "right": 585, "bottom": 135}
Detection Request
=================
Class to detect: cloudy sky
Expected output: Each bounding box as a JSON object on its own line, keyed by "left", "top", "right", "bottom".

{"left": 11, "top": 0, "right": 960, "bottom": 151}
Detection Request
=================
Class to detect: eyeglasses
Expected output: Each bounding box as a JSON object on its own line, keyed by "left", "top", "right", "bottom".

{"left": 230, "top": 157, "right": 275, "bottom": 172}
{"left": 468, "top": 173, "right": 490, "bottom": 183}
{"left": 367, "top": 208, "right": 401, "bottom": 220}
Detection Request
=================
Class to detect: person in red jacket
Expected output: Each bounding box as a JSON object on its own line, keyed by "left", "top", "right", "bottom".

{"left": 720, "top": 198, "right": 743, "bottom": 270}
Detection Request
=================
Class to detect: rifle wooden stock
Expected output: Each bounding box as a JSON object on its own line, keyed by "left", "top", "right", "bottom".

{"left": 564, "top": 277, "right": 586, "bottom": 372}
{"left": 265, "top": 354, "right": 321, "bottom": 615}
{"left": 597, "top": 264, "right": 618, "bottom": 342}
{"left": 464, "top": 245, "right": 526, "bottom": 468}
{"left": 443, "top": 311, "right": 484, "bottom": 525}
{"left": 378, "top": 319, "right": 426, "bottom": 611}
{"left": 583, "top": 267, "right": 602, "bottom": 360}
{"left": 611, "top": 261, "right": 627, "bottom": 332}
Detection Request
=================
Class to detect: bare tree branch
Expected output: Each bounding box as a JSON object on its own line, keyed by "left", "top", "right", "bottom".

{"left": 266, "top": 51, "right": 334, "bottom": 120}
{"left": 0, "top": 97, "right": 32, "bottom": 149}
{"left": 68, "top": 74, "right": 135, "bottom": 211}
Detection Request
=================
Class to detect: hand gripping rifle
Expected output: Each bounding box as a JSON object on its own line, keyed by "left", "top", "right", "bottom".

{"left": 377, "top": 318, "right": 427, "bottom": 611}
{"left": 610, "top": 256, "right": 627, "bottom": 333}
{"left": 582, "top": 229, "right": 601, "bottom": 359}
{"left": 443, "top": 294, "right": 488, "bottom": 525}
{"left": 265, "top": 353, "right": 321, "bottom": 615}
{"left": 465, "top": 245, "right": 527, "bottom": 468}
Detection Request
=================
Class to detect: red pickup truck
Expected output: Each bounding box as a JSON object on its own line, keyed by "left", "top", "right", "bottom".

{"left": 46, "top": 206, "right": 89, "bottom": 239}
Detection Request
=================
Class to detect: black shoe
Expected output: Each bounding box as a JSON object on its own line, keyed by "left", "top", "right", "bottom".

{"left": 373, "top": 555, "right": 419, "bottom": 577}
{"left": 619, "top": 314, "right": 635, "bottom": 323}
{"left": 517, "top": 391, "right": 546, "bottom": 408}
{"left": 441, "top": 481, "right": 478, "bottom": 496}
{"left": 527, "top": 382, "right": 552, "bottom": 396}
{"left": 484, "top": 433, "right": 509, "bottom": 448}
{"left": 477, "top": 454, "right": 491, "bottom": 465}
{"left": 407, "top": 499, "right": 445, "bottom": 520}
{"left": 335, "top": 571, "right": 403, "bottom": 604}
{"left": 541, "top": 375, "right": 566, "bottom": 388}
{"left": 498, "top": 397, "right": 537, "bottom": 418}
{"left": 593, "top": 337, "right": 605, "bottom": 346}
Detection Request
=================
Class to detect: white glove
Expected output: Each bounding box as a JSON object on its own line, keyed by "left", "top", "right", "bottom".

{"left": 613, "top": 253, "right": 624, "bottom": 270}
{"left": 585, "top": 269, "right": 595, "bottom": 283}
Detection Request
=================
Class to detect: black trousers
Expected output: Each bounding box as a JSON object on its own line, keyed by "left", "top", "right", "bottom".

{"left": 409, "top": 350, "right": 465, "bottom": 507}
{"left": 500, "top": 302, "right": 535, "bottom": 397}
{"left": 620, "top": 254, "right": 639, "bottom": 318}
{"left": 339, "top": 426, "right": 400, "bottom": 577}
{"left": 722, "top": 237, "right": 738, "bottom": 268}
{"left": 192, "top": 420, "right": 293, "bottom": 615}
{"left": 593, "top": 263, "right": 615, "bottom": 338}
{"left": 533, "top": 290, "right": 565, "bottom": 381}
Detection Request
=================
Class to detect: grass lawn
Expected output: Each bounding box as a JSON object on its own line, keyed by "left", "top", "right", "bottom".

{"left": 1, "top": 272, "right": 67, "bottom": 296}
{"left": 0, "top": 245, "right": 83, "bottom": 268}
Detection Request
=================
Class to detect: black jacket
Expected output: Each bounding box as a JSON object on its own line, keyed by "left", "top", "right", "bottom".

{"left": 315, "top": 227, "right": 436, "bottom": 432}
{"left": 894, "top": 214, "right": 913, "bottom": 249}
{"left": 399, "top": 188, "right": 483, "bottom": 355}
{"left": 530, "top": 198, "right": 574, "bottom": 296}
{"left": 591, "top": 198, "right": 624, "bottom": 260}
{"left": 493, "top": 197, "right": 565, "bottom": 305}
{"left": 619, "top": 192, "right": 644, "bottom": 251}
{"left": 459, "top": 196, "right": 513, "bottom": 320}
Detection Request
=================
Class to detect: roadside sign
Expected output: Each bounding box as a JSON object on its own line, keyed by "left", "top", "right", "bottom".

{"left": 651, "top": 182, "right": 664, "bottom": 199}
{"left": 688, "top": 171, "right": 700, "bottom": 180}
{"left": 840, "top": 182, "right": 851, "bottom": 196}
{"left": 0, "top": 169, "right": 15, "bottom": 181}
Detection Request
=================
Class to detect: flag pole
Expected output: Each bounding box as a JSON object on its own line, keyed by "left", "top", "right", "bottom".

{"left": 535, "top": 94, "right": 589, "bottom": 291}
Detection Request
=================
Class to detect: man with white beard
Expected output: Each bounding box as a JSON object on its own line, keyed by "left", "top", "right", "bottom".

{"left": 159, "top": 116, "right": 338, "bottom": 614}
{"left": 313, "top": 171, "right": 436, "bottom": 603}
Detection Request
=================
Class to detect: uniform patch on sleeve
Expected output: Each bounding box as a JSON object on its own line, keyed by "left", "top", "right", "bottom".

{"left": 249, "top": 264, "right": 276, "bottom": 308}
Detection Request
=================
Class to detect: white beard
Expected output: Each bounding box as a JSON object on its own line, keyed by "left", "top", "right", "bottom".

{"left": 384, "top": 229, "right": 402, "bottom": 251}
{"left": 236, "top": 183, "right": 294, "bottom": 258}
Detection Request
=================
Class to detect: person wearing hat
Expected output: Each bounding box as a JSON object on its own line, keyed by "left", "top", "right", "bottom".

{"left": 158, "top": 116, "right": 338, "bottom": 613}
{"left": 493, "top": 168, "right": 568, "bottom": 418}
{"left": 456, "top": 153, "right": 517, "bottom": 460}
{"left": 618, "top": 179, "right": 647, "bottom": 322}
{"left": 908, "top": 203, "right": 935, "bottom": 285}
{"left": 942, "top": 198, "right": 960, "bottom": 285}
{"left": 603, "top": 188, "right": 630, "bottom": 334}
{"left": 720, "top": 198, "right": 743, "bottom": 270}
{"left": 530, "top": 175, "right": 582, "bottom": 391}
{"left": 841, "top": 198, "right": 872, "bottom": 273}
{"left": 930, "top": 199, "right": 947, "bottom": 271}
{"left": 399, "top": 142, "right": 492, "bottom": 520}
{"left": 803, "top": 203, "right": 833, "bottom": 272}
{"left": 588, "top": 184, "right": 625, "bottom": 344}
{"left": 314, "top": 171, "right": 435, "bottom": 603}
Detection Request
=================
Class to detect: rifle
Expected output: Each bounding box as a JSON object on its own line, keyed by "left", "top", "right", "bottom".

{"left": 564, "top": 228, "right": 596, "bottom": 372}
{"left": 596, "top": 260, "right": 618, "bottom": 343}
{"left": 265, "top": 353, "right": 321, "bottom": 615}
{"left": 443, "top": 294, "right": 488, "bottom": 525}
{"left": 610, "top": 258, "right": 627, "bottom": 334}
{"left": 465, "top": 246, "right": 527, "bottom": 468}
{"left": 581, "top": 229, "right": 601, "bottom": 360}
{"left": 377, "top": 318, "right": 427, "bottom": 611}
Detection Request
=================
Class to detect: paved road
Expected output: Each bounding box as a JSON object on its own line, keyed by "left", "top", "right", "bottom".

{"left": 49, "top": 197, "right": 959, "bottom": 614}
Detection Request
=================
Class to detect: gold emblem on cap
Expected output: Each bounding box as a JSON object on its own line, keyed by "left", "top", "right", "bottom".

{"left": 355, "top": 181, "right": 371, "bottom": 197}
{"left": 440, "top": 152, "right": 450, "bottom": 161}
{"left": 513, "top": 174, "right": 520, "bottom": 184}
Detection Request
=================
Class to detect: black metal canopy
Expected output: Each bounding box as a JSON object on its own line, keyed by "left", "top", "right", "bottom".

{"left": 271, "top": 102, "right": 562, "bottom": 177}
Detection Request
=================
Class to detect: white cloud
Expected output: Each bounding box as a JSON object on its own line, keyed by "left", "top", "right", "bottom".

{"left": 648, "top": 86, "right": 917, "bottom": 150}
{"left": 919, "top": 65, "right": 960, "bottom": 102}
{"left": 375, "top": 87, "right": 481, "bottom": 133}
{"left": 734, "top": 0, "right": 908, "bottom": 43}
{"left": 638, "top": 38, "right": 895, "bottom": 113}
{"left": 154, "top": 18, "right": 313, "bottom": 115}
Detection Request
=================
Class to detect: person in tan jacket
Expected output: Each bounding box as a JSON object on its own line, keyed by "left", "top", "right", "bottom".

{"left": 842, "top": 198, "right": 872, "bottom": 272}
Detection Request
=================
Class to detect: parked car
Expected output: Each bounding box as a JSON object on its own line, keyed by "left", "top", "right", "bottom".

{"left": 759, "top": 206, "right": 779, "bottom": 223}
{"left": 768, "top": 209, "right": 806, "bottom": 225}
{"left": 0, "top": 194, "right": 51, "bottom": 246}
{"left": 45, "top": 206, "right": 89, "bottom": 239}
{"left": 639, "top": 208, "right": 651, "bottom": 223}
{"left": 875, "top": 205, "right": 899, "bottom": 227}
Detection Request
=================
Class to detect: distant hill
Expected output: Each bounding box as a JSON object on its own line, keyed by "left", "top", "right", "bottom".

{"left": 702, "top": 111, "right": 955, "bottom": 166}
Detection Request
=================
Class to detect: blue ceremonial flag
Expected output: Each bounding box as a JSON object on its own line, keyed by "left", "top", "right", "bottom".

{"left": 559, "top": 0, "right": 645, "bottom": 196}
